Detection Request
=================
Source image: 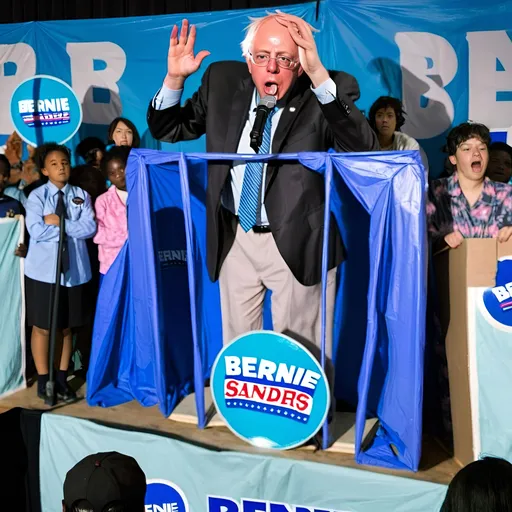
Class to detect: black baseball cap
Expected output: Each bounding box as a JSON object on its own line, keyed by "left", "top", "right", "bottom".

{"left": 63, "top": 451, "right": 146, "bottom": 512}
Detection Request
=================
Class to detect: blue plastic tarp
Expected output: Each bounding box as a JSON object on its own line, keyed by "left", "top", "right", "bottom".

{"left": 87, "top": 149, "right": 426, "bottom": 470}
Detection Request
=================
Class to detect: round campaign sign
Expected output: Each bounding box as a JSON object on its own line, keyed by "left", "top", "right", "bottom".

{"left": 482, "top": 258, "right": 512, "bottom": 329}
{"left": 10, "top": 75, "right": 82, "bottom": 146}
{"left": 211, "top": 331, "right": 330, "bottom": 450}
{"left": 145, "top": 479, "right": 189, "bottom": 512}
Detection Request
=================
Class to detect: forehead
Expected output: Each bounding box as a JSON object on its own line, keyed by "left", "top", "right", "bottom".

{"left": 253, "top": 18, "right": 297, "bottom": 52}
{"left": 491, "top": 149, "right": 512, "bottom": 160}
{"left": 46, "top": 150, "right": 68, "bottom": 160}
{"left": 107, "top": 158, "right": 125, "bottom": 168}
{"left": 115, "top": 121, "right": 130, "bottom": 130}
{"left": 458, "top": 137, "right": 487, "bottom": 147}
{"left": 376, "top": 106, "right": 395, "bottom": 115}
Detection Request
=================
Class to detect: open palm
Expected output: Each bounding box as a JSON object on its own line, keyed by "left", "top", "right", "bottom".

{"left": 165, "top": 20, "right": 210, "bottom": 88}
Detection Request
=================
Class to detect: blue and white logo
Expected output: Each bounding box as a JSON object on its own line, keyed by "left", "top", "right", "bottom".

{"left": 10, "top": 75, "right": 82, "bottom": 146}
{"left": 483, "top": 259, "right": 512, "bottom": 328}
{"left": 211, "top": 331, "right": 330, "bottom": 450}
{"left": 145, "top": 479, "right": 189, "bottom": 512}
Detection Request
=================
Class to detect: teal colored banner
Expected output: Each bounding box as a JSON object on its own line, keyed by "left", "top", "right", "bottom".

{"left": 40, "top": 414, "right": 447, "bottom": 512}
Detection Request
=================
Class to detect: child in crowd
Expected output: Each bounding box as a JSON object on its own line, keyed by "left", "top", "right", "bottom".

{"left": 107, "top": 117, "right": 140, "bottom": 148}
{"left": 93, "top": 146, "right": 130, "bottom": 278}
{"left": 428, "top": 123, "right": 512, "bottom": 249}
{"left": 0, "top": 155, "right": 27, "bottom": 256}
{"left": 75, "top": 137, "right": 106, "bottom": 169}
{"left": 368, "top": 96, "right": 429, "bottom": 180}
{"left": 24, "top": 143, "right": 96, "bottom": 402}
{"left": 486, "top": 141, "right": 512, "bottom": 184}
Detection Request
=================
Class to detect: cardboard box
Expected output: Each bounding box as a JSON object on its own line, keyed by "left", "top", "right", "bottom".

{"left": 434, "top": 239, "right": 512, "bottom": 467}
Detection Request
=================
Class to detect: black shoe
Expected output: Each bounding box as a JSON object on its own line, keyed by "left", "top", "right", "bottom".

{"left": 56, "top": 381, "right": 77, "bottom": 402}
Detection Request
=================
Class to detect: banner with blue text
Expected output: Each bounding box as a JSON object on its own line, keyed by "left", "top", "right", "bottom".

{"left": 40, "top": 414, "right": 447, "bottom": 512}
{"left": 0, "top": 0, "right": 510, "bottom": 174}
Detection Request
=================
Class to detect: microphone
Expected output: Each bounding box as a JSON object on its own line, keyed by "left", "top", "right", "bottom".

{"left": 250, "top": 95, "right": 277, "bottom": 153}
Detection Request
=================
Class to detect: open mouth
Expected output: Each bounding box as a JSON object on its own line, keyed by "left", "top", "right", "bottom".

{"left": 264, "top": 81, "right": 278, "bottom": 97}
{"left": 471, "top": 160, "right": 483, "bottom": 173}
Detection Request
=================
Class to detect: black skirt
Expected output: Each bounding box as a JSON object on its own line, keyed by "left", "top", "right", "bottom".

{"left": 25, "top": 276, "right": 92, "bottom": 330}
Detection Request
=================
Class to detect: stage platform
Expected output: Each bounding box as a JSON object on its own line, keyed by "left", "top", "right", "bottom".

{"left": 0, "top": 379, "right": 459, "bottom": 486}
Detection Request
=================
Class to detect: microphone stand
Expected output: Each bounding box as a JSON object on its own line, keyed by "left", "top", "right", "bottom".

{"left": 45, "top": 211, "right": 65, "bottom": 406}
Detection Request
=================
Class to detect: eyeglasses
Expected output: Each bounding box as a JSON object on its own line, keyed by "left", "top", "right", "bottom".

{"left": 248, "top": 52, "right": 298, "bottom": 70}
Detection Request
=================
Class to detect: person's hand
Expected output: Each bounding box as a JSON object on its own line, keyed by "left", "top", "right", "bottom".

{"left": 14, "top": 243, "right": 27, "bottom": 258}
{"left": 4, "top": 132, "right": 22, "bottom": 166}
{"left": 444, "top": 231, "right": 464, "bottom": 249}
{"left": 44, "top": 214, "right": 60, "bottom": 226}
{"left": 21, "top": 158, "right": 39, "bottom": 185}
{"left": 498, "top": 226, "right": 512, "bottom": 243}
{"left": 164, "top": 19, "right": 210, "bottom": 91}
{"left": 274, "top": 12, "right": 329, "bottom": 88}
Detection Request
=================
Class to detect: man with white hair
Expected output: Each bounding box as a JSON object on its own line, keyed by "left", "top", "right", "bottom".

{"left": 147, "top": 13, "right": 378, "bottom": 366}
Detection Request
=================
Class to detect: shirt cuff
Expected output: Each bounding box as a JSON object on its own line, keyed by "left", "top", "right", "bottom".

{"left": 152, "top": 83, "right": 183, "bottom": 110}
{"left": 311, "top": 78, "right": 337, "bottom": 105}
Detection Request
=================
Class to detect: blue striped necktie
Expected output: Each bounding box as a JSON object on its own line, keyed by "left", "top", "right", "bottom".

{"left": 238, "top": 108, "right": 276, "bottom": 232}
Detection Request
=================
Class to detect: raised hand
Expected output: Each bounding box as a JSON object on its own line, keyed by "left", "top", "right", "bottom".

{"left": 444, "top": 230, "right": 464, "bottom": 249}
{"left": 274, "top": 12, "right": 329, "bottom": 88}
{"left": 164, "top": 19, "right": 210, "bottom": 90}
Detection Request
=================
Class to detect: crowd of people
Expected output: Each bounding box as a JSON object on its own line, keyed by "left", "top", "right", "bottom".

{"left": 1, "top": 11, "right": 512, "bottom": 512}
{"left": 0, "top": 117, "right": 138, "bottom": 401}
{"left": 1, "top": 106, "right": 511, "bottom": 406}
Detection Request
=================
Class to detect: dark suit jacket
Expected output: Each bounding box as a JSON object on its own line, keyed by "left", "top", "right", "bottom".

{"left": 147, "top": 61, "right": 379, "bottom": 286}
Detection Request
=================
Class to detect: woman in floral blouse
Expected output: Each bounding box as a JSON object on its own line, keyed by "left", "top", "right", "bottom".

{"left": 428, "top": 123, "right": 512, "bottom": 249}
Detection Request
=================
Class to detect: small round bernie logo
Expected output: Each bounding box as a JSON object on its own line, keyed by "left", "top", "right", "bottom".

{"left": 10, "top": 75, "right": 82, "bottom": 146}
{"left": 211, "top": 331, "right": 330, "bottom": 450}
{"left": 145, "top": 479, "right": 189, "bottom": 512}
{"left": 482, "top": 259, "right": 512, "bottom": 328}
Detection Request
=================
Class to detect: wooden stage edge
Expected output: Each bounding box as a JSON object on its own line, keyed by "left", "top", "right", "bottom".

{"left": 0, "top": 381, "right": 460, "bottom": 486}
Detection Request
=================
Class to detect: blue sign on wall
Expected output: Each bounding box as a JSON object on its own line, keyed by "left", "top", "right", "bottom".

{"left": 10, "top": 75, "right": 82, "bottom": 146}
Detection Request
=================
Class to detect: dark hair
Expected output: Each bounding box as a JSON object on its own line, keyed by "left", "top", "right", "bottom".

{"left": 100, "top": 146, "right": 131, "bottom": 179}
{"left": 76, "top": 137, "right": 106, "bottom": 165}
{"left": 446, "top": 123, "right": 491, "bottom": 156}
{"left": 67, "top": 499, "right": 129, "bottom": 512}
{"left": 490, "top": 141, "right": 512, "bottom": 159}
{"left": 107, "top": 117, "right": 140, "bottom": 149}
{"left": 36, "top": 142, "right": 71, "bottom": 170}
{"left": 0, "top": 154, "right": 10, "bottom": 176}
{"left": 368, "top": 96, "right": 406, "bottom": 132}
{"left": 69, "top": 164, "right": 107, "bottom": 200}
{"left": 441, "top": 457, "right": 512, "bottom": 512}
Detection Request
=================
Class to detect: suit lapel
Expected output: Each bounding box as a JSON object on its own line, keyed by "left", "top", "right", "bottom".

{"left": 224, "top": 77, "right": 254, "bottom": 153}
{"left": 266, "top": 87, "right": 307, "bottom": 189}
{"left": 271, "top": 93, "right": 306, "bottom": 154}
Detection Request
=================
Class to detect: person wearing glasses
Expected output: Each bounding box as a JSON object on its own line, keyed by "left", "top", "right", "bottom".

{"left": 147, "top": 13, "right": 378, "bottom": 366}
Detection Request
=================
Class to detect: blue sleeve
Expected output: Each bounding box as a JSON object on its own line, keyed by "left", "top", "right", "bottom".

{"left": 25, "top": 191, "right": 60, "bottom": 242}
{"left": 65, "top": 193, "right": 97, "bottom": 240}
{"left": 152, "top": 83, "right": 183, "bottom": 110}
{"left": 4, "top": 186, "right": 27, "bottom": 207}
{"left": 311, "top": 78, "right": 337, "bottom": 105}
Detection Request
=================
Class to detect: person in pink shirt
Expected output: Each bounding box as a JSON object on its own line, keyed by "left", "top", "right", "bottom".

{"left": 93, "top": 146, "right": 130, "bottom": 278}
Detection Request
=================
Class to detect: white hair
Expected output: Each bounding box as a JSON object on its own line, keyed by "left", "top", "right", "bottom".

{"left": 240, "top": 12, "right": 318, "bottom": 58}
{"left": 241, "top": 13, "right": 277, "bottom": 58}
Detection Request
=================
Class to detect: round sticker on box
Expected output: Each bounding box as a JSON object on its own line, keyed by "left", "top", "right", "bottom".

{"left": 482, "top": 258, "right": 512, "bottom": 329}
{"left": 10, "top": 75, "right": 82, "bottom": 146}
{"left": 211, "top": 330, "right": 330, "bottom": 450}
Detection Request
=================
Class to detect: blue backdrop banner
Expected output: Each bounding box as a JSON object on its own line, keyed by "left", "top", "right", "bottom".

{"left": 0, "top": 0, "right": 511, "bottom": 173}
